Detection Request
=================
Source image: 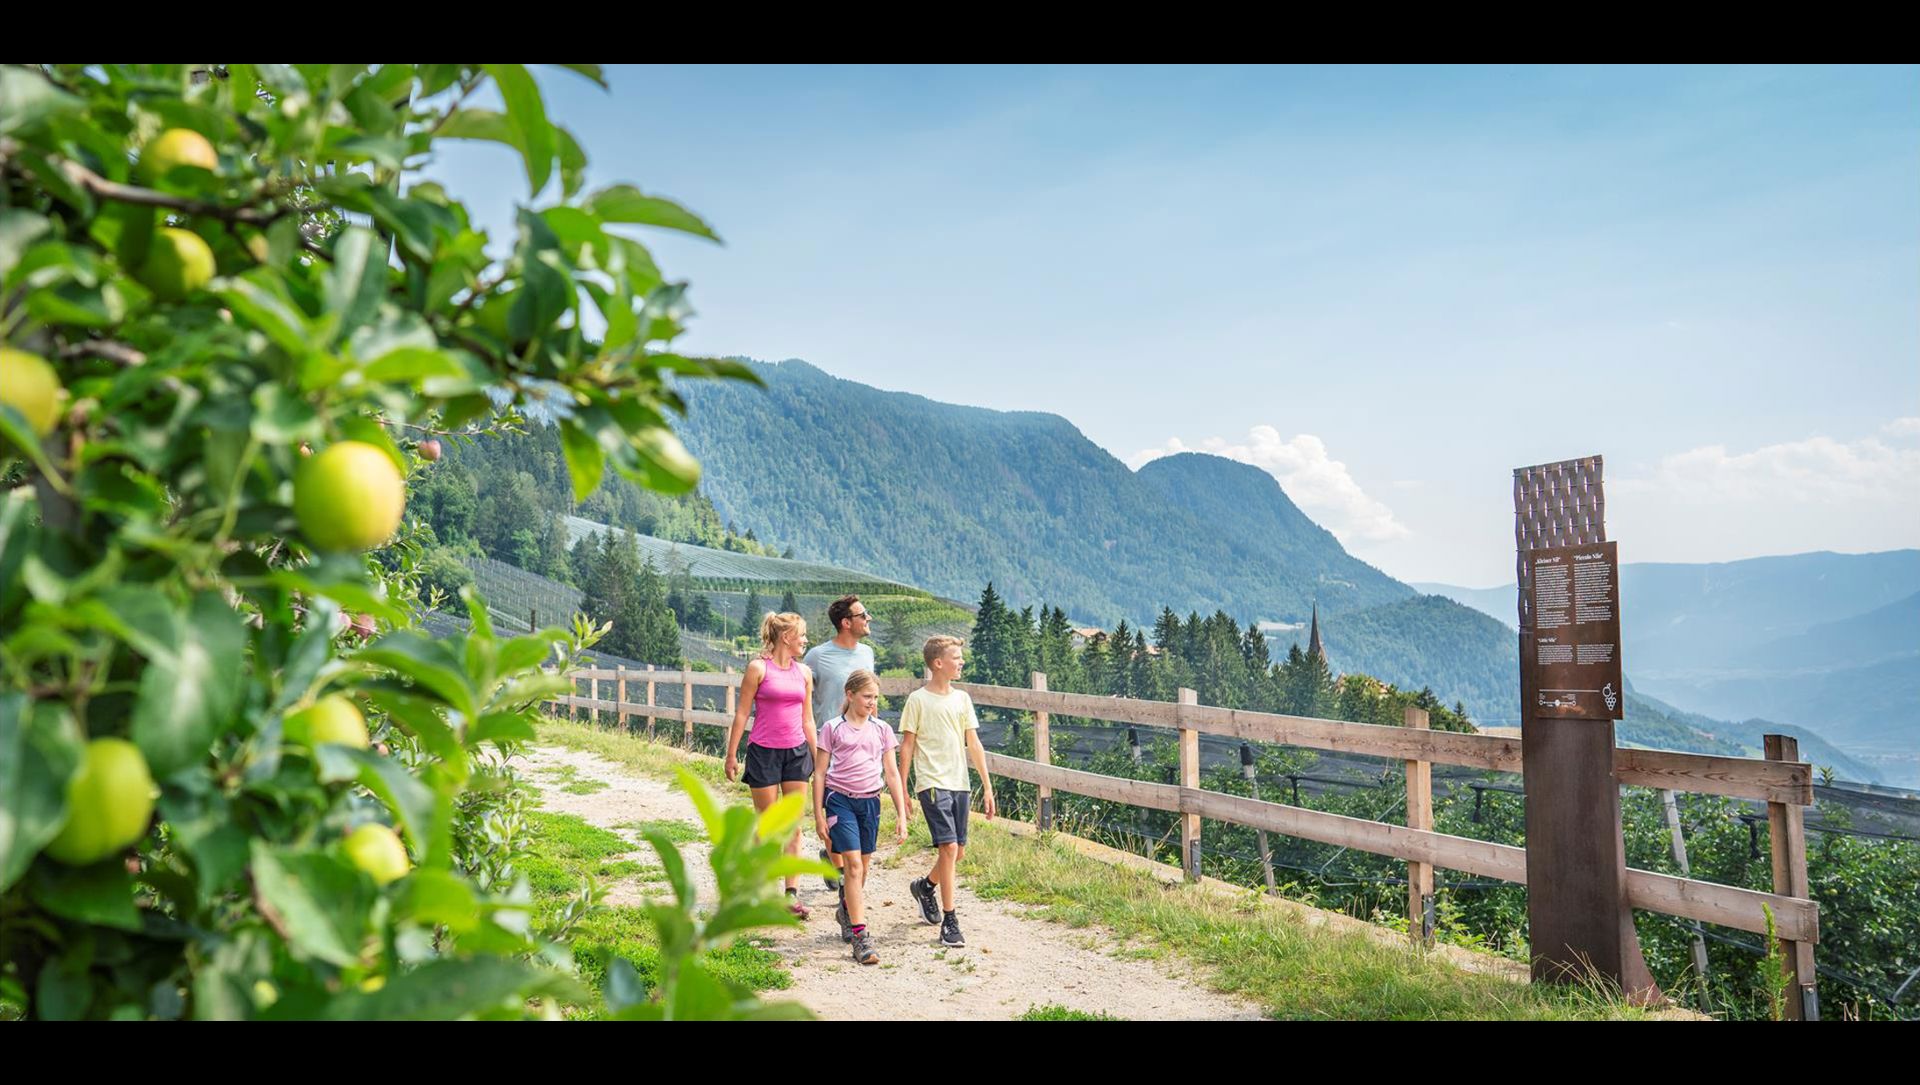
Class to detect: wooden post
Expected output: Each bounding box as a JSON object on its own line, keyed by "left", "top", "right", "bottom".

{"left": 1240, "top": 743, "right": 1276, "bottom": 894}
{"left": 1405, "top": 706, "right": 1435, "bottom": 947}
{"left": 1765, "top": 734, "right": 1818, "bottom": 1021}
{"left": 682, "top": 670, "right": 695, "bottom": 750}
{"left": 1032, "top": 672, "right": 1052, "bottom": 831}
{"left": 616, "top": 666, "right": 629, "bottom": 732}
{"left": 725, "top": 665, "right": 736, "bottom": 723}
{"left": 645, "top": 664, "right": 657, "bottom": 741}
{"left": 570, "top": 672, "right": 580, "bottom": 723}
{"left": 1178, "top": 688, "right": 1200, "bottom": 881}
{"left": 589, "top": 673, "right": 600, "bottom": 727}
{"left": 1660, "top": 788, "right": 1711, "bottom": 984}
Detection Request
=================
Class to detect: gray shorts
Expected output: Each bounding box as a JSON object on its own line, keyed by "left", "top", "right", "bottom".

{"left": 918, "top": 787, "right": 970, "bottom": 846}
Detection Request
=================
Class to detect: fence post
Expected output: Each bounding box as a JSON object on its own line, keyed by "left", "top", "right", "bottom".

{"left": 725, "top": 665, "right": 736, "bottom": 722}
{"left": 1178, "top": 688, "right": 1200, "bottom": 881}
{"left": 682, "top": 669, "right": 695, "bottom": 750}
{"left": 1765, "top": 734, "right": 1818, "bottom": 1020}
{"left": 616, "top": 666, "right": 629, "bottom": 732}
{"left": 1128, "top": 726, "right": 1148, "bottom": 858}
{"left": 1241, "top": 743, "right": 1276, "bottom": 894}
{"left": 570, "top": 671, "right": 580, "bottom": 723}
{"left": 589, "top": 672, "right": 600, "bottom": 727}
{"left": 645, "top": 664, "right": 657, "bottom": 741}
{"left": 1404, "top": 706, "right": 1434, "bottom": 948}
{"left": 1660, "top": 788, "right": 1711, "bottom": 985}
{"left": 1032, "top": 672, "right": 1052, "bottom": 831}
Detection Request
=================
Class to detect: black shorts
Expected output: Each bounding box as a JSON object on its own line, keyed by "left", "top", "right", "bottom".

{"left": 742, "top": 741, "right": 814, "bottom": 788}
{"left": 918, "top": 788, "right": 970, "bottom": 846}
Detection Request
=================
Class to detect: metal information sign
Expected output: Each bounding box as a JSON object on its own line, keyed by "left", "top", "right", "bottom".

{"left": 1526, "top": 541, "right": 1624, "bottom": 719}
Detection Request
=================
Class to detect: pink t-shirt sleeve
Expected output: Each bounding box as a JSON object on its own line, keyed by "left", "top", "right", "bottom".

{"left": 881, "top": 723, "right": 898, "bottom": 750}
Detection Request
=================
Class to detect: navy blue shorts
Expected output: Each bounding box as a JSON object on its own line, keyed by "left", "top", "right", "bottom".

{"left": 918, "top": 787, "right": 970, "bottom": 846}
{"left": 824, "top": 789, "right": 880, "bottom": 855}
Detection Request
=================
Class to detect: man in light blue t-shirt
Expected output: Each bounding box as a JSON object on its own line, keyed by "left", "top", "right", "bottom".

{"left": 801, "top": 595, "right": 876, "bottom": 729}
{"left": 800, "top": 595, "right": 876, "bottom": 892}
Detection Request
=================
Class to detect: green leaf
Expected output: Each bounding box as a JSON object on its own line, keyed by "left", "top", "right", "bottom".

{"left": 272, "top": 598, "right": 339, "bottom": 713}
{"left": 355, "top": 632, "right": 477, "bottom": 721}
{"left": 555, "top": 64, "right": 609, "bottom": 89}
{"left": 159, "top": 787, "right": 249, "bottom": 904}
{"left": 702, "top": 899, "right": 800, "bottom": 943}
{"left": 641, "top": 830, "right": 697, "bottom": 910}
{"left": 15, "top": 147, "right": 95, "bottom": 219}
{"left": 360, "top": 689, "right": 463, "bottom": 762}
{"left": 325, "top": 228, "right": 390, "bottom": 345}
{"left": 605, "top": 957, "right": 649, "bottom": 1012}
{"left": 249, "top": 843, "right": 370, "bottom": 967}
{"left": 35, "top": 956, "right": 91, "bottom": 1021}
{"left": 470, "top": 712, "right": 534, "bottom": 747}
{"left": 0, "top": 695, "right": 82, "bottom": 892}
{"left": 401, "top": 869, "right": 479, "bottom": 933}
{"left": 271, "top": 570, "right": 406, "bottom": 627}
{"left": 130, "top": 593, "right": 247, "bottom": 778}
{"left": 483, "top": 64, "right": 555, "bottom": 196}
{"left": 0, "top": 67, "right": 82, "bottom": 137}
{"left": 0, "top": 208, "right": 52, "bottom": 285}
{"left": 214, "top": 274, "right": 313, "bottom": 358}
{"left": 555, "top": 125, "right": 587, "bottom": 199}
{"left": 249, "top": 383, "right": 321, "bottom": 445}
{"left": 586, "top": 185, "right": 720, "bottom": 242}
{"left": 557, "top": 421, "right": 606, "bottom": 504}
{"left": 322, "top": 957, "right": 585, "bottom": 1020}
{"left": 437, "top": 107, "right": 516, "bottom": 146}
{"left": 362, "top": 346, "right": 467, "bottom": 385}
{"left": 314, "top": 746, "right": 444, "bottom": 863}
{"left": 29, "top": 861, "right": 142, "bottom": 931}
{"left": 666, "top": 959, "right": 736, "bottom": 1020}
{"left": 540, "top": 206, "right": 608, "bottom": 267}
{"left": 495, "top": 630, "right": 564, "bottom": 676}
{"left": 622, "top": 428, "right": 701, "bottom": 494}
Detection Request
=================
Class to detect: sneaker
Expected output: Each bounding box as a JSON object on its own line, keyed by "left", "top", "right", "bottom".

{"left": 940, "top": 912, "right": 965, "bottom": 948}
{"left": 820, "top": 847, "right": 839, "bottom": 893}
{"left": 787, "top": 894, "right": 810, "bottom": 921}
{"left": 851, "top": 929, "right": 878, "bottom": 965}
{"left": 835, "top": 894, "right": 853, "bottom": 943}
{"left": 909, "top": 877, "right": 941, "bottom": 926}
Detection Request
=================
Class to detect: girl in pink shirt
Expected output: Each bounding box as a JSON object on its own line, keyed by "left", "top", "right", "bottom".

{"left": 812, "top": 670, "right": 907, "bottom": 964}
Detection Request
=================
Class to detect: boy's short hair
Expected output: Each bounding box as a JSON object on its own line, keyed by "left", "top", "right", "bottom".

{"left": 922, "top": 635, "right": 965, "bottom": 668}
{"left": 828, "top": 595, "right": 862, "bottom": 633}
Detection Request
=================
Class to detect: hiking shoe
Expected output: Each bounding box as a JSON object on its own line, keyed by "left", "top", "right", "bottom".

{"left": 820, "top": 847, "right": 839, "bottom": 892}
{"left": 835, "top": 893, "right": 853, "bottom": 943}
{"left": 787, "top": 895, "right": 810, "bottom": 921}
{"left": 910, "top": 877, "right": 941, "bottom": 926}
{"left": 851, "top": 929, "right": 879, "bottom": 965}
{"left": 940, "top": 912, "right": 965, "bottom": 948}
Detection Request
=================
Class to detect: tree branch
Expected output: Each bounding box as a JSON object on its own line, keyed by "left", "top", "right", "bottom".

{"left": 0, "top": 136, "right": 287, "bottom": 226}
{"left": 59, "top": 339, "right": 147, "bottom": 368}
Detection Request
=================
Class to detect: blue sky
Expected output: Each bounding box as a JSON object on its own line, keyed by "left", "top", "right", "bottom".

{"left": 431, "top": 65, "right": 1919, "bottom": 587}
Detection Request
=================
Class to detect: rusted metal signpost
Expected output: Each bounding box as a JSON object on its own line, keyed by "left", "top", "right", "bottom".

{"left": 1514, "top": 456, "right": 1656, "bottom": 998}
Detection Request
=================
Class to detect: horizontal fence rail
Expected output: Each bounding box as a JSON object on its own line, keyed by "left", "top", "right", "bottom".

{"left": 550, "top": 667, "right": 1820, "bottom": 945}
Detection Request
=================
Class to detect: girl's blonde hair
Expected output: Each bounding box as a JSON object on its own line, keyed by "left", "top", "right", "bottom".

{"left": 759, "top": 611, "right": 806, "bottom": 653}
{"left": 843, "top": 668, "right": 879, "bottom": 698}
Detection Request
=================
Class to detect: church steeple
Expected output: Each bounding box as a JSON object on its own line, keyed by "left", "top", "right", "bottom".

{"left": 1307, "top": 602, "right": 1325, "bottom": 663}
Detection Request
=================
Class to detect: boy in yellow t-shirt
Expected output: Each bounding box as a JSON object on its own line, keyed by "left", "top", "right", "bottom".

{"left": 898, "top": 635, "right": 996, "bottom": 948}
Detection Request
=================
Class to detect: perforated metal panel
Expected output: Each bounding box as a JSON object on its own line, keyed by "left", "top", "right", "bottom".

{"left": 1514, "top": 456, "right": 1606, "bottom": 633}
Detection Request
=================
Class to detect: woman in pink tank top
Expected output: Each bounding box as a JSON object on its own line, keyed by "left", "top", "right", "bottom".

{"left": 724, "top": 611, "right": 821, "bottom": 918}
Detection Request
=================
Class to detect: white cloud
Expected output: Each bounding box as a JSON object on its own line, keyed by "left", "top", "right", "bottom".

{"left": 1885, "top": 417, "right": 1920, "bottom": 439}
{"left": 1130, "top": 426, "right": 1409, "bottom": 545}
{"left": 1614, "top": 430, "right": 1920, "bottom": 504}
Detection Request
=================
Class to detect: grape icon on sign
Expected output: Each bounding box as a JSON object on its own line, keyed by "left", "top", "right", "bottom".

{"left": 1601, "top": 683, "right": 1618, "bottom": 711}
